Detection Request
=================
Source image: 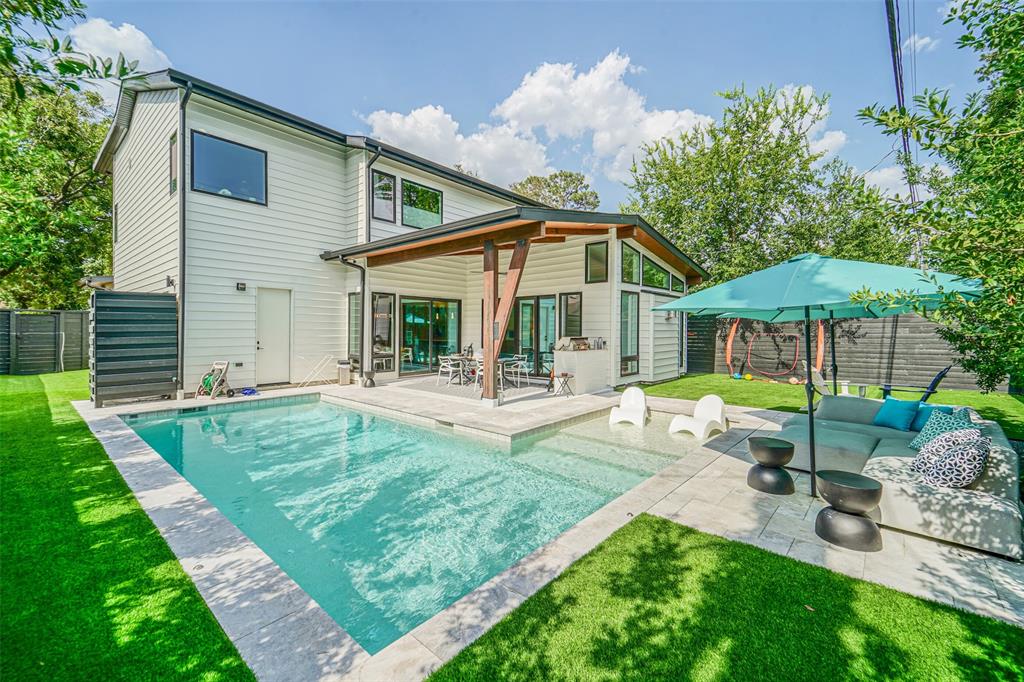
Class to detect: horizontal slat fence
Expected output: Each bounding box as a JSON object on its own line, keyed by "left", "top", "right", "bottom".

{"left": 691, "top": 314, "right": 1008, "bottom": 392}
{"left": 0, "top": 309, "right": 88, "bottom": 375}
{"left": 90, "top": 290, "right": 178, "bottom": 407}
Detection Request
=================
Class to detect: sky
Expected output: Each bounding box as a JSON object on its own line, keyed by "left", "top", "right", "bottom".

{"left": 74, "top": 0, "right": 979, "bottom": 210}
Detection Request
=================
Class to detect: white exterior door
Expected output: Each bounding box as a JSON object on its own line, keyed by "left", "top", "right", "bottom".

{"left": 256, "top": 288, "right": 291, "bottom": 384}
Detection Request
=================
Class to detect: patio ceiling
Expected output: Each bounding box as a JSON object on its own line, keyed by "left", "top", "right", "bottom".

{"left": 319, "top": 206, "right": 708, "bottom": 282}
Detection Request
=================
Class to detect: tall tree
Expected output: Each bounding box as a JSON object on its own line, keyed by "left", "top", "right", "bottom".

{"left": 510, "top": 170, "right": 600, "bottom": 210}
{"left": 1, "top": 0, "right": 136, "bottom": 101}
{"left": 622, "top": 86, "right": 911, "bottom": 287}
{"left": 0, "top": 86, "right": 112, "bottom": 308}
{"left": 857, "top": 0, "right": 1023, "bottom": 392}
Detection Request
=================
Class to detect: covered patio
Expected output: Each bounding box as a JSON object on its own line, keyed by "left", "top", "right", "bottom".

{"left": 321, "top": 206, "right": 706, "bottom": 403}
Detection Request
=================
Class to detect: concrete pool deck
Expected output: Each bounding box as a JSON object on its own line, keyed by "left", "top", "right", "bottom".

{"left": 75, "top": 383, "right": 1024, "bottom": 681}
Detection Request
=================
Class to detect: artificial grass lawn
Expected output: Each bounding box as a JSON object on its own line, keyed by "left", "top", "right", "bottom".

{"left": 433, "top": 514, "right": 1024, "bottom": 681}
{"left": 0, "top": 371, "right": 253, "bottom": 681}
{"left": 641, "top": 373, "right": 1024, "bottom": 440}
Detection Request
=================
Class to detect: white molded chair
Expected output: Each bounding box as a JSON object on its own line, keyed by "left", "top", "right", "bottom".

{"left": 436, "top": 356, "right": 458, "bottom": 386}
{"left": 609, "top": 387, "right": 648, "bottom": 427}
{"left": 668, "top": 394, "right": 727, "bottom": 439}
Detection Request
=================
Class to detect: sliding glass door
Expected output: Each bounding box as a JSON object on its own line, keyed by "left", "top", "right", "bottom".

{"left": 500, "top": 295, "right": 555, "bottom": 376}
{"left": 400, "top": 298, "right": 461, "bottom": 374}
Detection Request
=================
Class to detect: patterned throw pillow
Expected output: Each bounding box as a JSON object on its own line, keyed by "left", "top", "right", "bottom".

{"left": 910, "top": 428, "right": 983, "bottom": 473}
{"left": 923, "top": 438, "right": 991, "bottom": 488}
{"left": 909, "top": 408, "right": 973, "bottom": 450}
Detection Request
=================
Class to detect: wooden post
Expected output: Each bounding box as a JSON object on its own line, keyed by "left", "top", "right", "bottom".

{"left": 493, "top": 239, "right": 531, "bottom": 363}
{"left": 482, "top": 240, "right": 498, "bottom": 400}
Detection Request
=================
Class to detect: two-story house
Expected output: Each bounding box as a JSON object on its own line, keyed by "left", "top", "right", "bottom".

{"left": 94, "top": 69, "right": 707, "bottom": 400}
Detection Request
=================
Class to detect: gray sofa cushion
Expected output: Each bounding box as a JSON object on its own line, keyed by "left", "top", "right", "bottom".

{"left": 815, "top": 395, "right": 883, "bottom": 424}
{"left": 872, "top": 438, "right": 918, "bottom": 460}
{"left": 783, "top": 414, "right": 916, "bottom": 443}
{"left": 775, "top": 425, "right": 877, "bottom": 473}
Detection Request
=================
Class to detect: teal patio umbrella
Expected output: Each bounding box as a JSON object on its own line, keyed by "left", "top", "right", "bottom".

{"left": 656, "top": 253, "right": 981, "bottom": 496}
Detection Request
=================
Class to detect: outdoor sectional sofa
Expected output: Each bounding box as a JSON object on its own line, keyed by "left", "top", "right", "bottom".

{"left": 775, "top": 395, "right": 1023, "bottom": 559}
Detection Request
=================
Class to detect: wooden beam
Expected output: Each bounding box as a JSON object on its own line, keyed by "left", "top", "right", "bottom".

{"left": 544, "top": 226, "right": 610, "bottom": 236}
{"left": 367, "top": 222, "right": 543, "bottom": 267}
{"left": 482, "top": 240, "right": 498, "bottom": 400}
{"left": 492, "top": 239, "right": 531, "bottom": 364}
{"left": 616, "top": 225, "right": 636, "bottom": 239}
{"left": 442, "top": 235, "right": 562, "bottom": 257}
{"left": 530, "top": 236, "right": 566, "bottom": 244}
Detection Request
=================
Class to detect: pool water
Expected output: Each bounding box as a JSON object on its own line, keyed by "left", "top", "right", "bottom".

{"left": 126, "top": 396, "right": 675, "bottom": 654}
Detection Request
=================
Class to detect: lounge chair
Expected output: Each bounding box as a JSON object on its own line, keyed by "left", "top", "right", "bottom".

{"left": 609, "top": 387, "right": 648, "bottom": 427}
{"left": 668, "top": 394, "right": 727, "bottom": 439}
{"left": 882, "top": 365, "right": 952, "bottom": 403}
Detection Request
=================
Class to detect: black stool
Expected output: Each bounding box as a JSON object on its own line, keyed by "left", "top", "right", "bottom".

{"left": 747, "top": 436, "right": 795, "bottom": 495}
{"left": 814, "top": 470, "right": 883, "bottom": 552}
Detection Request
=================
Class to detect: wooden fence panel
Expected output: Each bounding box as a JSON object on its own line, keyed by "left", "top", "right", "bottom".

{"left": 90, "top": 290, "right": 178, "bottom": 407}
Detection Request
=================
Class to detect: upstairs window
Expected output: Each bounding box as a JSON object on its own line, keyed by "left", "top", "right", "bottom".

{"left": 671, "top": 274, "right": 686, "bottom": 294}
{"left": 642, "top": 257, "right": 670, "bottom": 289}
{"left": 621, "top": 243, "right": 640, "bottom": 284}
{"left": 402, "top": 180, "right": 442, "bottom": 228}
{"left": 372, "top": 170, "right": 396, "bottom": 222}
{"left": 191, "top": 131, "right": 267, "bottom": 205}
{"left": 585, "top": 241, "right": 608, "bottom": 283}
{"left": 169, "top": 133, "right": 178, "bottom": 194}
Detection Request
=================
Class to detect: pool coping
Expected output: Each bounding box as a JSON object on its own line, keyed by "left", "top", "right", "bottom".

{"left": 73, "top": 390, "right": 736, "bottom": 681}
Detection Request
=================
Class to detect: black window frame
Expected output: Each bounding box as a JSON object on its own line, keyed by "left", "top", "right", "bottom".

{"left": 642, "top": 257, "right": 670, "bottom": 290}
{"left": 371, "top": 170, "right": 397, "bottom": 223}
{"left": 371, "top": 292, "right": 395, "bottom": 372}
{"left": 169, "top": 132, "right": 178, "bottom": 194}
{"left": 620, "top": 290, "right": 640, "bottom": 376}
{"left": 559, "top": 292, "right": 583, "bottom": 337}
{"left": 347, "top": 292, "right": 362, "bottom": 366}
{"left": 585, "top": 241, "right": 608, "bottom": 283}
{"left": 190, "top": 130, "right": 268, "bottom": 206}
{"left": 621, "top": 242, "right": 640, "bottom": 285}
{"left": 401, "top": 178, "right": 443, "bottom": 229}
{"left": 671, "top": 274, "right": 686, "bottom": 294}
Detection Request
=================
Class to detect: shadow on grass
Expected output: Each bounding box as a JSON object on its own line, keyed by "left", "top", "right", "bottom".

{"left": 0, "top": 372, "right": 252, "bottom": 680}
{"left": 432, "top": 515, "right": 1024, "bottom": 681}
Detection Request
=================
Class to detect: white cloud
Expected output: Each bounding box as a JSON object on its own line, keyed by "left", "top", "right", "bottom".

{"left": 364, "top": 105, "right": 551, "bottom": 186}
{"left": 937, "top": 0, "right": 964, "bottom": 18}
{"left": 863, "top": 163, "right": 950, "bottom": 198}
{"left": 493, "top": 51, "right": 712, "bottom": 181}
{"left": 902, "top": 33, "right": 941, "bottom": 54}
{"left": 69, "top": 18, "right": 171, "bottom": 104}
{"left": 776, "top": 84, "right": 848, "bottom": 159}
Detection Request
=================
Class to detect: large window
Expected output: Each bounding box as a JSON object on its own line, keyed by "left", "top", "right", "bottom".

{"left": 191, "top": 131, "right": 267, "bottom": 205}
{"left": 671, "top": 274, "right": 686, "bottom": 294}
{"left": 559, "top": 292, "right": 583, "bottom": 337}
{"left": 585, "top": 241, "right": 608, "bottom": 283}
{"left": 642, "top": 257, "right": 670, "bottom": 289}
{"left": 347, "top": 292, "right": 361, "bottom": 366}
{"left": 400, "top": 298, "right": 460, "bottom": 374}
{"left": 620, "top": 291, "right": 639, "bottom": 376}
{"left": 169, "top": 133, "right": 178, "bottom": 194}
{"left": 372, "top": 170, "right": 396, "bottom": 222}
{"left": 621, "top": 243, "right": 640, "bottom": 284}
{"left": 402, "top": 179, "right": 443, "bottom": 228}
{"left": 371, "top": 293, "right": 395, "bottom": 371}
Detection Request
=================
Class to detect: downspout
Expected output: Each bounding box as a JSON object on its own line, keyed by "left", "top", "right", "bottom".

{"left": 176, "top": 80, "right": 193, "bottom": 398}
{"left": 364, "top": 143, "right": 382, "bottom": 243}
{"left": 339, "top": 257, "right": 366, "bottom": 381}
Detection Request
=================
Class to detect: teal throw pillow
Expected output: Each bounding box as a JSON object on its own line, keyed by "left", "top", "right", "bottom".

{"left": 911, "top": 403, "right": 954, "bottom": 432}
{"left": 910, "top": 408, "right": 973, "bottom": 450}
{"left": 872, "top": 397, "right": 920, "bottom": 431}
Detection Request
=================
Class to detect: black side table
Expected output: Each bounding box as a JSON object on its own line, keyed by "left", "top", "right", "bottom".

{"left": 814, "top": 470, "right": 883, "bottom": 552}
{"left": 747, "top": 437, "right": 795, "bottom": 495}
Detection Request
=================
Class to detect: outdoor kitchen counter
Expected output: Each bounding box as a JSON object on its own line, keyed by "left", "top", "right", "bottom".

{"left": 554, "top": 349, "right": 610, "bottom": 394}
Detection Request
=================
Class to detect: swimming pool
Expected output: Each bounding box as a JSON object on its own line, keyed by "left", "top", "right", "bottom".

{"left": 126, "top": 395, "right": 675, "bottom": 654}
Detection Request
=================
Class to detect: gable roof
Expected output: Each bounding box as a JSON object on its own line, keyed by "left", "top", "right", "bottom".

{"left": 93, "top": 69, "right": 546, "bottom": 207}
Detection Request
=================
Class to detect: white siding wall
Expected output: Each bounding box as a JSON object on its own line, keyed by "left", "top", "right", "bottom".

{"left": 649, "top": 292, "right": 681, "bottom": 382}
{"left": 182, "top": 97, "right": 359, "bottom": 388}
{"left": 112, "top": 89, "right": 179, "bottom": 292}
{"left": 367, "top": 158, "right": 512, "bottom": 241}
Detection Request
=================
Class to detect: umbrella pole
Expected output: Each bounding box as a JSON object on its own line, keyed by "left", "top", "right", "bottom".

{"left": 804, "top": 307, "right": 817, "bottom": 497}
{"left": 829, "top": 311, "right": 838, "bottom": 395}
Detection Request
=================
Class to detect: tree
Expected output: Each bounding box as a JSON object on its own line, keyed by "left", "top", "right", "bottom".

{"left": 509, "top": 170, "right": 600, "bottom": 210}
{"left": 857, "top": 0, "right": 1023, "bottom": 391}
{"left": 622, "top": 85, "right": 911, "bottom": 286}
{"left": 0, "top": 86, "right": 112, "bottom": 308}
{"left": 1, "top": 0, "right": 137, "bottom": 101}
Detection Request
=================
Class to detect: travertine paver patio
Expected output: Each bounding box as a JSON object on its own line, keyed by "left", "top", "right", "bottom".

{"left": 77, "top": 386, "right": 1023, "bottom": 681}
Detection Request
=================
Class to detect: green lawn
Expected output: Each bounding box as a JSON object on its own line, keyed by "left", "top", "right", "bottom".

{"left": 641, "top": 373, "right": 1024, "bottom": 440}
{"left": 0, "top": 371, "right": 252, "bottom": 681}
{"left": 433, "top": 514, "right": 1024, "bottom": 681}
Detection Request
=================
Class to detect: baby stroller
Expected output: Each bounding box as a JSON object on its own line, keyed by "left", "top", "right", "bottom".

{"left": 195, "top": 361, "right": 235, "bottom": 399}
